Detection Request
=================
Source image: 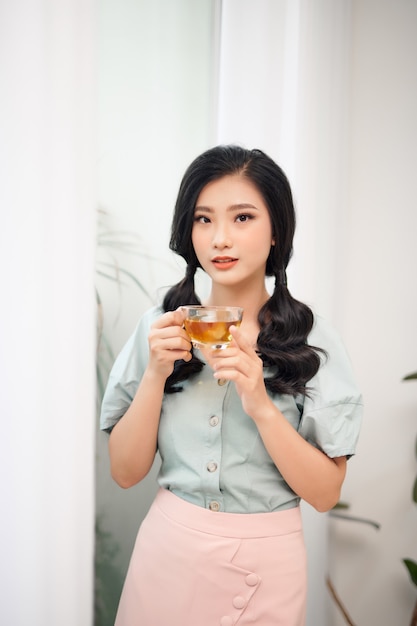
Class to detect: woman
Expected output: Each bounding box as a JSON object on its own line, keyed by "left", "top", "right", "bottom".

{"left": 100, "top": 145, "right": 363, "bottom": 625}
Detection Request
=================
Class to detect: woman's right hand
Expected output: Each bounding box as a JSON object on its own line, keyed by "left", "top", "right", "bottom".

{"left": 147, "top": 308, "right": 192, "bottom": 379}
{"left": 109, "top": 308, "right": 191, "bottom": 489}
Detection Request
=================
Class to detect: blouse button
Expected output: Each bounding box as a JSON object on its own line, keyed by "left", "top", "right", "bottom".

{"left": 206, "top": 461, "right": 218, "bottom": 473}
{"left": 209, "top": 415, "right": 219, "bottom": 427}
{"left": 217, "top": 378, "right": 227, "bottom": 386}
{"left": 209, "top": 500, "right": 220, "bottom": 511}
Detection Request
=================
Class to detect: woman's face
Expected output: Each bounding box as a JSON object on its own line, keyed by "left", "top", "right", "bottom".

{"left": 191, "top": 174, "right": 275, "bottom": 289}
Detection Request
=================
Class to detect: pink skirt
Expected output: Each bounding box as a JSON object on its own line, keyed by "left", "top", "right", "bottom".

{"left": 115, "top": 488, "right": 307, "bottom": 626}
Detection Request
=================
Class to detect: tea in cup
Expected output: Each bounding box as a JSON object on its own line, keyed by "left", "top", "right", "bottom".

{"left": 181, "top": 305, "right": 243, "bottom": 350}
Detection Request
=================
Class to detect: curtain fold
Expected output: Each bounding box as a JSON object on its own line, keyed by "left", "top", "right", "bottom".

{"left": 0, "top": 2, "right": 97, "bottom": 625}
{"left": 215, "top": 2, "right": 352, "bottom": 623}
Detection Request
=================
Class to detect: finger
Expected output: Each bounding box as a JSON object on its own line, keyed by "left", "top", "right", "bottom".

{"left": 202, "top": 346, "right": 240, "bottom": 370}
{"left": 175, "top": 306, "right": 188, "bottom": 322}
{"left": 229, "top": 326, "right": 257, "bottom": 356}
{"left": 152, "top": 309, "right": 185, "bottom": 330}
{"left": 149, "top": 323, "right": 190, "bottom": 344}
{"left": 213, "top": 356, "right": 253, "bottom": 379}
{"left": 151, "top": 328, "right": 192, "bottom": 349}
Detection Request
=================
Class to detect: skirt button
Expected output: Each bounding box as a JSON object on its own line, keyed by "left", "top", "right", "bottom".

{"left": 246, "top": 573, "right": 260, "bottom": 586}
{"left": 232, "top": 595, "right": 246, "bottom": 609}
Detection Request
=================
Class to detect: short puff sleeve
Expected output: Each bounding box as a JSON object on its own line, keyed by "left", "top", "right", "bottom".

{"left": 99, "top": 306, "right": 162, "bottom": 432}
{"left": 297, "top": 316, "right": 363, "bottom": 459}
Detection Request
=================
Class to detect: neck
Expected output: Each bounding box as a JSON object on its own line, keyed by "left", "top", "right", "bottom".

{"left": 205, "top": 283, "right": 270, "bottom": 324}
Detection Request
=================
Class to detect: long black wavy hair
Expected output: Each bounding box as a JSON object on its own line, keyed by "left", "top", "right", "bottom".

{"left": 162, "top": 145, "right": 323, "bottom": 396}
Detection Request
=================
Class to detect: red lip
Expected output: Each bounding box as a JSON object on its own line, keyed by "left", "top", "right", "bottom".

{"left": 212, "top": 256, "right": 238, "bottom": 270}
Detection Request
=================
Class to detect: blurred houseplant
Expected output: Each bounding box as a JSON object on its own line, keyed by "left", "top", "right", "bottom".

{"left": 328, "top": 370, "right": 417, "bottom": 625}
{"left": 96, "top": 210, "right": 154, "bottom": 408}
{"left": 327, "top": 503, "right": 380, "bottom": 626}
{"left": 402, "top": 370, "right": 417, "bottom": 626}
{"left": 95, "top": 209, "right": 154, "bottom": 626}
{"left": 327, "top": 370, "right": 417, "bottom": 625}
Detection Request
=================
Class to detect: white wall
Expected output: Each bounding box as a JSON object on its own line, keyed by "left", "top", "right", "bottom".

{"left": 329, "top": 1, "right": 417, "bottom": 624}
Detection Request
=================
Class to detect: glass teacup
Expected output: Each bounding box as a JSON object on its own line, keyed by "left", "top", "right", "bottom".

{"left": 181, "top": 305, "right": 243, "bottom": 350}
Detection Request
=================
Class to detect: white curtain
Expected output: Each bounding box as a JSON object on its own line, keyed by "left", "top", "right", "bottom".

{"left": 0, "top": 2, "right": 97, "bottom": 625}
{"left": 215, "top": 1, "right": 352, "bottom": 623}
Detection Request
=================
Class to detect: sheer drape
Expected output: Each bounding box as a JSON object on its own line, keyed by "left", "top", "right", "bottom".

{"left": 0, "top": 2, "right": 96, "bottom": 625}
{"left": 215, "top": 2, "right": 352, "bottom": 623}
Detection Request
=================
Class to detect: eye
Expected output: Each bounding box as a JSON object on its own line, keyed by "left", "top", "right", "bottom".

{"left": 194, "top": 214, "right": 211, "bottom": 224}
{"left": 235, "top": 213, "right": 254, "bottom": 223}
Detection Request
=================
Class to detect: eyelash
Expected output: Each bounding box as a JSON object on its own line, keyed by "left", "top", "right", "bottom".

{"left": 236, "top": 213, "right": 254, "bottom": 223}
{"left": 193, "top": 214, "right": 254, "bottom": 224}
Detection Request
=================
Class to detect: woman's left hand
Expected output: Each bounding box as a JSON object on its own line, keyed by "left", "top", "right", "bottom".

{"left": 202, "top": 325, "right": 272, "bottom": 420}
{"left": 204, "top": 326, "right": 348, "bottom": 513}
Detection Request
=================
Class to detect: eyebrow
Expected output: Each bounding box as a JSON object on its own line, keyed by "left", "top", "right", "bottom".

{"left": 194, "top": 203, "right": 259, "bottom": 213}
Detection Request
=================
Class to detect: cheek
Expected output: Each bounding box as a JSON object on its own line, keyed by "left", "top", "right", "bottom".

{"left": 191, "top": 228, "right": 204, "bottom": 259}
{"left": 191, "top": 228, "right": 198, "bottom": 251}
{"left": 249, "top": 226, "right": 274, "bottom": 255}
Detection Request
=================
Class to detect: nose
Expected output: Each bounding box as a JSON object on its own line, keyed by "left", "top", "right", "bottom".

{"left": 212, "top": 222, "right": 232, "bottom": 249}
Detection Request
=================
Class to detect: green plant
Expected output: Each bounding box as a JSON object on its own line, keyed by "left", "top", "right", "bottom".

{"left": 95, "top": 209, "right": 154, "bottom": 405}
{"left": 94, "top": 518, "right": 124, "bottom": 626}
{"left": 94, "top": 210, "right": 155, "bottom": 625}
{"left": 327, "top": 503, "right": 380, "bottom": 625}
{"left": 402, "top": 370, "right": 417, "bottom": 626}
{"left": 328, "top": 370, "right": 417, "bottom": 625}
{"left": 329, "top": 501, "right": 380, "bottom": 530}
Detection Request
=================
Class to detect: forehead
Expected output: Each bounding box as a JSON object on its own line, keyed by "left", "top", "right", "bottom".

{"left": 196, "top": 174, "right": 267, "bottom": 209}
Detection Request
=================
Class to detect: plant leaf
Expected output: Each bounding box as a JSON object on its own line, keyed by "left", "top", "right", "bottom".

{"left": 403, "top": 371, "right": 417, "bottom": 381}
{"left": 403, "top": 559, "right": 417, "bottom": 587}
{"left": 413, "top": 475, "right": 417, "bottom": 504}
{"left": 115, "top": 266, "right": 152, "bottom": 299}
{"left": 329, "top": 512, "right": 380, "bottom": 530}
{"left": 96, "top": 263, "right": 152, "bottom": 299}
{"left": 332, "top": 501, "right": 350, "bottom": 510}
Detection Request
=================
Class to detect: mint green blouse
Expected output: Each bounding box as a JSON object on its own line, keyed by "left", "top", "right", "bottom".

{"left": 100, "top": 306, "right": 363, "bottom": 513}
